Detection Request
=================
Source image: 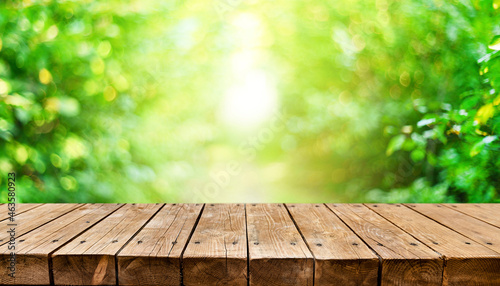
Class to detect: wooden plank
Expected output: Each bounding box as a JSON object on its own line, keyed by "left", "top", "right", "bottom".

{"left": 326, "top": 204, "right": 443, "bottom": 286}
{"left": 443, "top": 203, "right": 500, "bottom": 228}
{"left": 117, "top": 203, "right": 203, "bottom": 286}
{"left": 0, "top": 204, "right": 43, "bottom": 221}
{"left": 407, "top": 204, "right": 500, "bottom": 254}
{"left": 247, "top": 203, "right": 313, "bottom": 286}
{"left": 0, "top": 204, "right": 82, "bottom": 246}
{"left": 0, "top": 203, "right": 122, "bottom": 285}
{"left": 2, "top": 203, "right": 498, "bottom": 286}
{"left": 52, "top": 203, "right": 163, "bottom": 285}
{"left": 367, "top": 203, "right": 500, "bottom": 285}
{"left": 286, "top": 204, "right": 378, "bottom": 285}
{"left": 183, "top": 204, "right": 247, "bottom": 286}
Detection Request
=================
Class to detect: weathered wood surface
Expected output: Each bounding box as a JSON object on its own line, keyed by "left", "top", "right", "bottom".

{"left": 0, "top": 203, "right": 43, "bottom": 221}
{"left": 1, "top": 203, "right": 499, "bottom": 286}
{"left": 0, "top": 204, "right": 82, "bottom": 245}
{"left": 52, "top": 204, "right": 162, "bottom": 285}
{"left": 367, "top": 204, "right": 500, "bottom": 285}
{"left": 286, "top": 204, "right": 378, "bottom": 285}
{"left": 327, "top": 203, "right": 443, "bottom": 285}
{"left": 247, "top": 203, "right": 314, "bottom": 286}
{"left": 407, "top": 204, "right": 500, "bottom": 254}
{"left": 118, "top": 203, "right": 203, "bottom": 286}
{"left": 0, "top": 203, "right": 122, "bottom": 285}
{"left": 443, "top": 203, "right": 500, "bottom": 228}
{"left": 183, "top": 204, "right": 247, "bottom": 286}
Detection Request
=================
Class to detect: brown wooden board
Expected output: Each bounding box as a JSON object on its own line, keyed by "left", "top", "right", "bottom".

{"left": 443, "top": 203, "right": 500, "bottom": 228}
{"left": 247, "top": 203, "right": 314, "bottom": 286}
{"left": 1, "top": 203, "right": 499, "bottom": 286}
{"left": 367, "top": 203, "right": 500, "bottom": 285}
{"left": 183, "top": 204, "right": 247, "bottom": 286}
{"left": 0, "top": 203, "right": 122, "bottom": 285}
{"left": 0, "top": 204, "right": 82, "bottom": 246}
{"left": 286, "top": 204, "right": 378, "bottom": 285}
{"left": 326, "top": 204, "right": 443, "bottom": 286}
{"left": 117, "top": 203, "right": 203, "bottom": 286}
{"left": 407, "top": 204, "right": 500, "bottom": 254}
{"left": 51, "top": 203, "right": 163, "bottom": 285}
{"left": 0, "top": 204, "right": 43, "bottom": 222}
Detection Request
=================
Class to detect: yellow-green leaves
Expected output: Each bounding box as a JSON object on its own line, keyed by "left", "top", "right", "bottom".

{"left": 15, "top": 145, "right": 29, "bottom": 164}
{"left": 470, "top": 136, "right": 498, "bottom": 157}
{"left": 410, "top": 149, "right": 425, "bottom": 162}
{"left": 64, "top": 136, "right": 87, "bottom": 159}
{"left": 494, "top": 95, "right": 500, "bottom": 106}
{"left": 0, "top": 79, "right": 10, "bottom": 94}
{"left": 494, "top": 0, "right": 500, "bottom": 9}
{"left": 488, "top": 36, "right": 500, "bottom": 50}
{"left": 39, "top": 68, "right": 52, "bottom": 84}
{"left": 103, "top": 86, "right": 116, "bottom": 101}
{"left": 43, "top": 97, "right": 80, "bottom": 116}
{"left": 386, "top": 134, "right": 405, "bottom": 156}
{"left": 5, "top": 94, "right": 32, "bottom": 108}
{"left": 475, "top": 103, "right": 495, "bottom": 125}
{"left": 60, "top": 175, "right": 77, "bottom": 191}
{"left": 90, "top": 57, "right": 105, "bottom": 74}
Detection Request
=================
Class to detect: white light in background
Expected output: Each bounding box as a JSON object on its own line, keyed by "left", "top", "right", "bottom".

{"left": 219, "top": 12, "right": 278, "bottom": 130}
{"left": 221, "top": 70, "right": 277, "bottom": 129}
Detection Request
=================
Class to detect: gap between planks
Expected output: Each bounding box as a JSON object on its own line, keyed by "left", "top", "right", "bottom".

{"left": 284, "top": 204, "right": 316, "bottom": 285}
{"left": 49, "top": 204, "right": 127, "bottom": 285}
{"left": 114, "top": 203, "right": 166, "bottom": 286}
{"left": 323, "top": 203, "right": 384, "bottom": 286}
{"left": 179, "top": 203, "right": 206, "bottom": 286}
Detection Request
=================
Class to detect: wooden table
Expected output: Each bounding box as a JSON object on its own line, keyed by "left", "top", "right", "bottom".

{"left": 1, "top": 203, "right": 500, "bottom": 285}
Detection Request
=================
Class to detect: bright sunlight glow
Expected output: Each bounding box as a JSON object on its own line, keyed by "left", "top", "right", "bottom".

{"left": 219, "top": 13, "right": 278, "bottom": 130}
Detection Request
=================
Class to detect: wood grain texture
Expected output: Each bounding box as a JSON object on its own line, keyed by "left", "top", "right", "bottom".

{"left": 1, "top": 203, "right": 498, "bottom": 286}
{"left": 183, "top": 204, "right": 247, "bottom": 286}
{"left": 117, "top": 203, "right": 203, "bottom": 286}
{"left": 0, "top": 204, "right": 43, "bottom": 221}
{"left": 443, "top": 203, "right": 500, "bottom": 228}
{"left": 52, "top": 204, "right": 163, "bottom": 285}
{"left": 0, "top": 204, "right": 121, "bottom": 285}
{"left": 326, "top": 204, "right": 443, "bottom": 286}
{"left": 407, "top": 204, "right": 500, "bottom": 254}
{"left": 247, "top": 203, "right": 313, "bottom": 286}
{"left": 286, "top": 204, "right": 378, "bottom": 286}
{"left": 0, "top": 204, "right": 82, "bottom": 246}
{"left": 367, "top": 203, "right": 500, "bottom": 285}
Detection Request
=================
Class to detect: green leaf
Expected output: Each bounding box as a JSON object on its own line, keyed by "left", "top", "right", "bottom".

{"left": 386, "top": 134, "right": 406, "bottom": 156}
{"left": 489, "top": 35, "right": 500, "bottom": 50}
{"left": 460, "top": 96, "right": 480, "bottom": 110}
{"left": 411, "top": 149, "right": 425, "bottom": 162}
{"left": 470, "top": 141, "right": 484, "bottom": 157}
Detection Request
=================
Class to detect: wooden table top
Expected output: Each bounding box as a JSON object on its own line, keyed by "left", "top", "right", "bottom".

{"left": 1, "top": 203, "right": 500, "bottom": 285}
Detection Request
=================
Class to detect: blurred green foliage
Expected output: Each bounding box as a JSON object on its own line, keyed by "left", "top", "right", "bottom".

{"left": 0, "top": 0, "right": 499, "bottom": 203}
